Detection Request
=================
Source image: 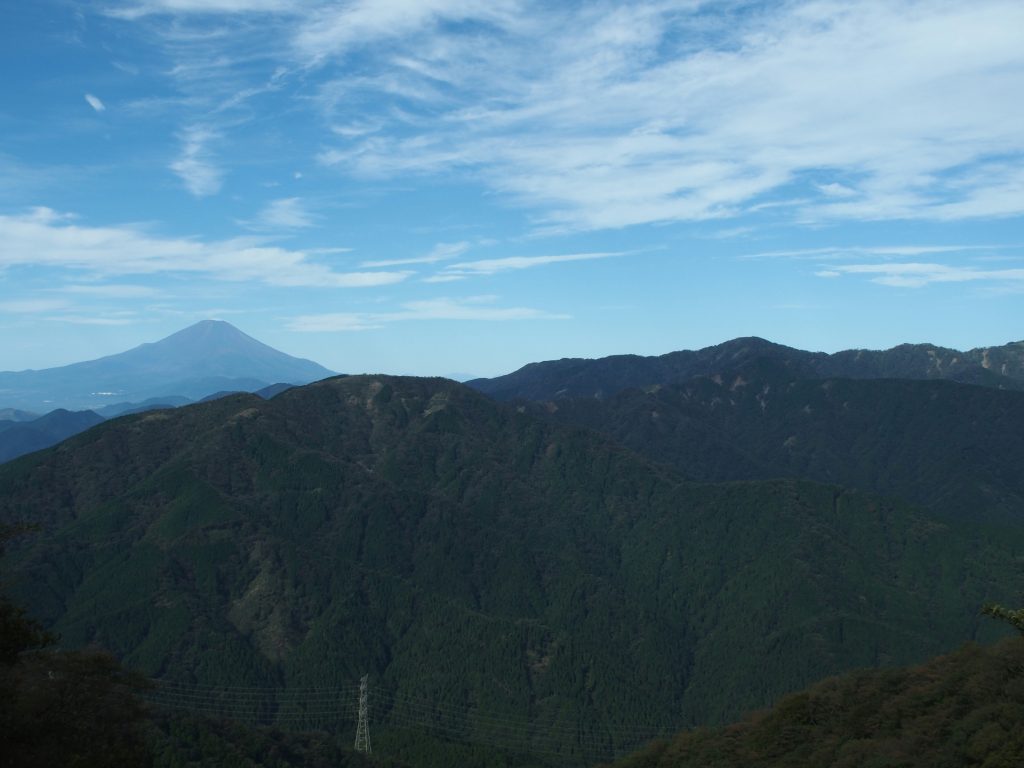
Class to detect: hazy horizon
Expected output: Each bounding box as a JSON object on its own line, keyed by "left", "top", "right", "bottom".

{"left": 3, "top": 317, "right": 1023, "bottom": 382}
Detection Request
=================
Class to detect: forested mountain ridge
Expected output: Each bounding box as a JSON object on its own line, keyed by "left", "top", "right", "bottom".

{"left": 529, "top": 356, "right": 1024, "bottom": 523}
{"left": 467, "top": 337, "right": 1024, "bottom": 401}
{"left": 2, "top": 374, "right": 1023, "bottom": 765}
{"left": 603, "top": 636, "right": 1024, "bottom": 768}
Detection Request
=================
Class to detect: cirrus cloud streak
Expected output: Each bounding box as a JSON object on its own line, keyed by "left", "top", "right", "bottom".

{"left": 815, "top": 262, "right": 1024, "bottom": 288}
{"left": 289, "top": 295, "right": 568, "bottom": 331}
{"left": 0, "top": 207, "right": 408, "bottom": 288}
{"left": 313, "top": 0, "right": 1024, "bottom": 230}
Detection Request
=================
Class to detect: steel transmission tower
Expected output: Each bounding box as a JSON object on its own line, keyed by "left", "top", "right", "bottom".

{"left": 354, "top": 675, "right": 371, "bottom": 754}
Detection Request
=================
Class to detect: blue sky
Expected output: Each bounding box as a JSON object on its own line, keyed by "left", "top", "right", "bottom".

{"left": 1, "top": 0, "right": 1022, "bottom": 378}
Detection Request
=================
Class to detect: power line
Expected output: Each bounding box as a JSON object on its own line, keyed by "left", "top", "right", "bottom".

{"left": 353, "top": 674, "right": 371, "bottom": 754}
{"left": 371, "top": 690, "right": 672, "bottom": 741}
{"left": 376, "top": 706, "right": 658, "bottom": 754}
{"left": 142, "top": 676, "right": 673, "bottom": 762}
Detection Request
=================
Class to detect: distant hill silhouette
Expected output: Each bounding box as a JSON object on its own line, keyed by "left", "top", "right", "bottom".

{"left": 0, "top": 320, "right": 334, "bottom": 412}
{"left": 467, "top": 337, "right": 1024, "bottom": 401}
{"left": 0, "top": 381, "right": 312, "bottom": 466}
{"left": 0, "top": 409, "right": 105, "bottom": 464}
{"left": 0, "top": 408, "right": 38, "bottom": 423}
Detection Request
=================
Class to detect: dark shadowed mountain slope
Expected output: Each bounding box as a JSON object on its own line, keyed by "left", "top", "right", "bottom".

{"left": 603, "top": 637, "right": 1024, "bottom": 768}
{"left": 0, "top": 320, "right": 334, "bottom": 412}
{"left": 0, "top": 409, "right": 105, "bottom": 464}
{"left": 467, "top": 337, "right": 1024, "bottom": 401}
{"left": 1, "top": 376, "right": 1022, "bottom": 765}
{"left": 533, "top": 357, "right": 1024, "bottom": 522}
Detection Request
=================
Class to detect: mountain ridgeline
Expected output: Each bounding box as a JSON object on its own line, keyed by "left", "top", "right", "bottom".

{"left": 2, "top": 374, "right": 1023, "bottom": 766}
{"left": 467, "top": 337, "right": 1024, "bottom": 401}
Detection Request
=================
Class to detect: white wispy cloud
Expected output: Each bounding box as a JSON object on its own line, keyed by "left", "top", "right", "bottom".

{"left": 49, "top": 314, "right": 139, "bottom": 326}
{"left": 0, "top": 207, "right": 410, "bottom": 288}
{"left": 312, "top": 0, "right": 1024, "bottom": 230}
{"left": 742, "top": 245, "right": 1006, "bottom": 260}
{"left": 816, "top": 182, "right": 855, "bottom": 198}
{"left": 214, "top": 65, "right": 290, "bottom": 114}
{"left": 816, "top": 262, "right": 1024, "bottom": 288}
{"left": 60, "top": 283, "right": 161, "bottom": 298}
{"left": 331, "top": 121, "right": 382, "bottom": 138}
{"left": 112, "top": 60, "right": 140, "bottom": 75}
{"left": 120, "top": 94, "right": 207, "bottom": 117}
{"left": 289, "top": 295, "right": 568, "bottom": 331}
{"left": 252, "top": 197, "right": 316, "bottom": 229}
{"left": 93, "top": 0, "right": 1024, "bottom": 232}
{"left": 288, "top": 313, "right": 383, "bottom": 332}
{"left": 440, "top": 251, "right": 624, "bottom": 276}
{"left": 292, "top": 0, "right": 522, "bottom": 64}
{"left": 0, "top": 294, "right": 144, "bottom": 326}
{"left": 104, "top": 0, "right": 302, "bottom": 19}
{"left": 84, "top": 93, "right": 106, "bottom": 112}
{"left": 0, "top": 299, "right": 70, "bottom": 314}
{"left": 361, "top": 241, "right": 470, "bottom": 268}
{"left": 422, "top": 274, "right": 467, "bottom": 284}
{"left": 170, "top": 125, "right": 222, "bottom": 196}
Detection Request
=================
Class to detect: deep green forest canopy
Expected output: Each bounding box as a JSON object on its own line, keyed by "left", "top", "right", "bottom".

{"left": 602, "top": 636, "right": 1024, "bottom": 768}
{"left": 1, "top": 376, "right": 1022, "bottom": 765}
{"left": 526, "top": 357, "right": 1024, "bottom": 523}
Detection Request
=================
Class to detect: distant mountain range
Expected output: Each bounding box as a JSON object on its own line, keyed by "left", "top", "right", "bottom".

{"left": 0, "top": 320, "right": 334, "bottom": 413}
{"left": 467, "top": 336, "right": 1024, "bottom": 401}
{"left": 0, "top": 383, "right": 303, "bottom": 466}
{"left": 469, "top": 336, "right": 1024, "bottom": 525}
{"left": 0, "top": 321, "right": 330, "bottom": 464}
